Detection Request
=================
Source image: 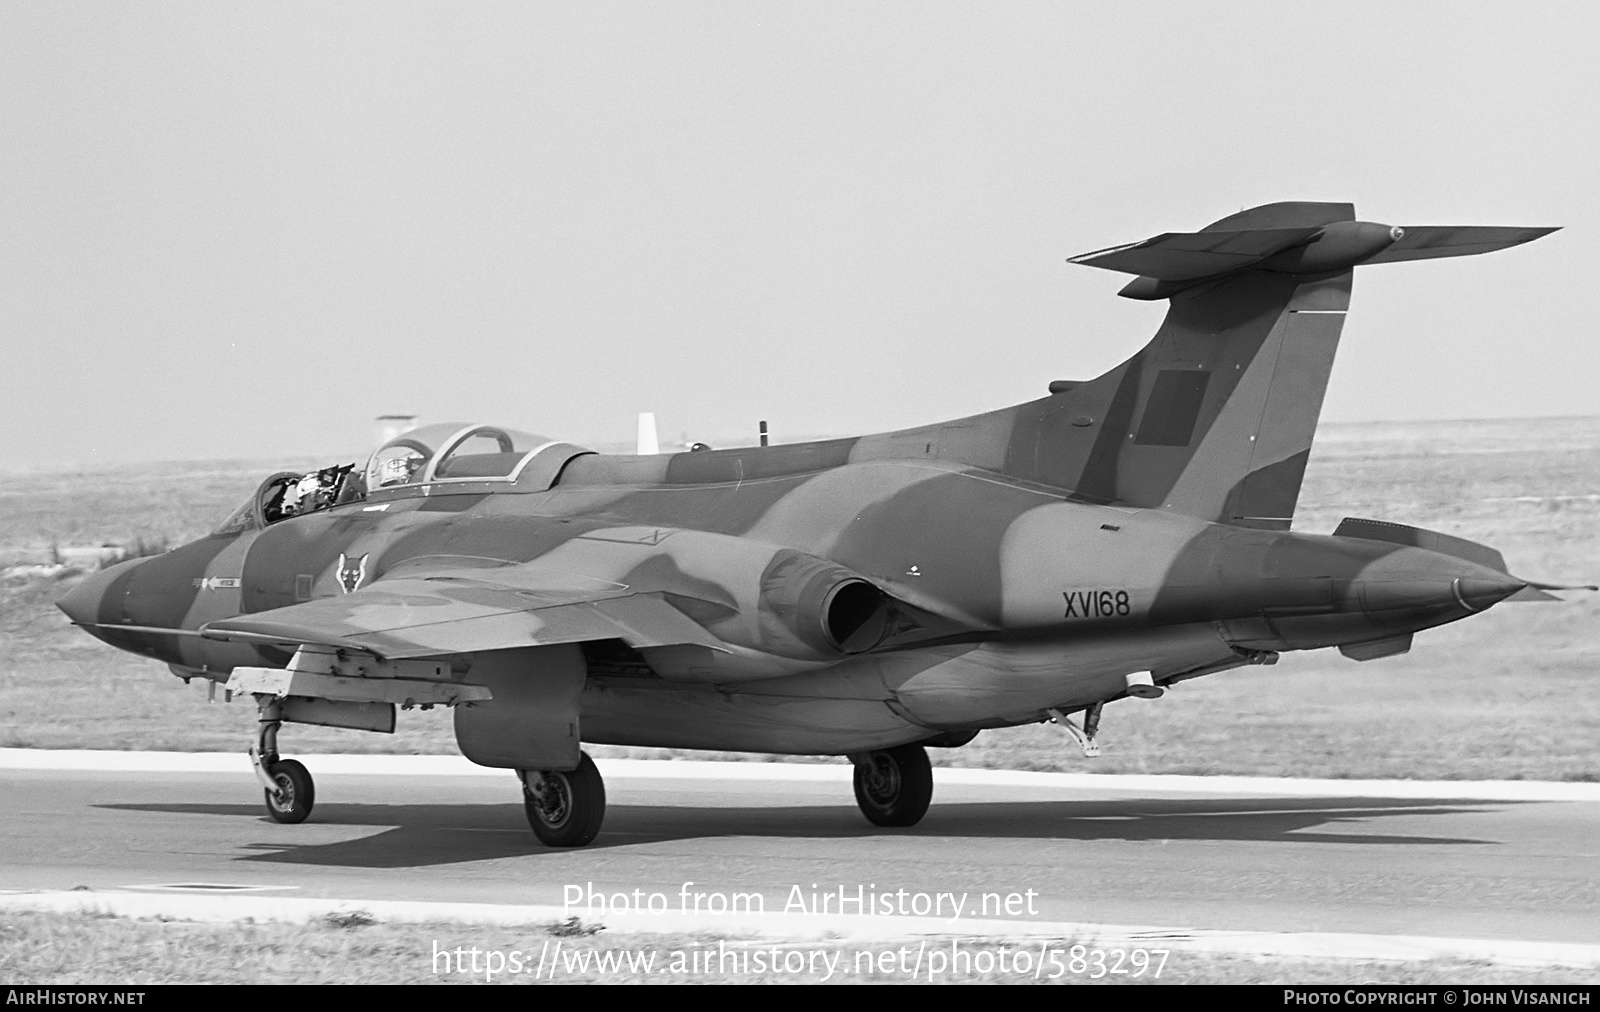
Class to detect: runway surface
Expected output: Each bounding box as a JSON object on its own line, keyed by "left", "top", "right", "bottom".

{"left": 3, "top": 751, "right": 1598, "bottom": 964}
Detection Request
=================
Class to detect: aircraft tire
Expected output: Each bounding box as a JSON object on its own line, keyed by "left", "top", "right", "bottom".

{"left": 853, "top": 744, "right": 933, "bottom": 828}
{"left": 524, "top": 752, "right": 606, "bottom": 847}
{"left": 263, "top": 759, "right": 314, "bottom": 824}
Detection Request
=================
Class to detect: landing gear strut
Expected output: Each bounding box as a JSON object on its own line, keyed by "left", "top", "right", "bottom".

{"left": 1047, "top": 703, "right": 1103, "bottom": 758}
{"left": 520, "top": 751, "right": 606, "bottom": 847}
{"left": 849, "top": 744, "right": 933, "bottom": 827}
{"left": 249, "top": 697, "right": 315, "bottom": 824}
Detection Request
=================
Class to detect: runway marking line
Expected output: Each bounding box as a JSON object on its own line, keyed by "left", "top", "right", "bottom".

{"left": 127, "top": 883, "right": 298, "bottom": 893}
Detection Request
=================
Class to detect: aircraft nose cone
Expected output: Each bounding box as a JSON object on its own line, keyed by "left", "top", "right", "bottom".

{"left": 56, "top": 573, "right": 105, "bottom": 626}
{"left": 55, "top": 562, "right": 134, "bottom": 626}
{"left": 1453, "top": 576, "right": 1525, "bottom": 612}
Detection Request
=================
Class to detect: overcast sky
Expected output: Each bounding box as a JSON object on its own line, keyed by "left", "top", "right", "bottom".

{"left": 2, "top": 2, "right": 1595, "bottom": 469}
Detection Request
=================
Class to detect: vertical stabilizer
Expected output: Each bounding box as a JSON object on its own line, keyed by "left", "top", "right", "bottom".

{"left": 1002, "top": 202, "right": 1357, "bottom": 529}
{"left": 1156, "top": 269, "right": 1349, "bottom": 528}
{"left": 868, "top": 202, "right": 1554, "bottom": 530}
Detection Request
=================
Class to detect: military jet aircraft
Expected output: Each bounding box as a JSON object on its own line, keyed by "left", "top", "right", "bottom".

{"left": 59, "top": 201, "right": 1586, "bottom": 848}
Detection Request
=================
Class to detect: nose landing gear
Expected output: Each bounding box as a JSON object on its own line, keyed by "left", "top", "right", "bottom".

{"left": 262, "top": 758, "right": 314, "bottom": 824}
{"left": 849, "top": 744, "right": 933, "bottom": 827}
{"left": 249, "top": 698, "right": 315, "bottom": 824}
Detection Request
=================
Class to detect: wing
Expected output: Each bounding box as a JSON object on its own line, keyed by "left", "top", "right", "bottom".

{"left": 202, "top": 573, "right": 728, "bottom": 659}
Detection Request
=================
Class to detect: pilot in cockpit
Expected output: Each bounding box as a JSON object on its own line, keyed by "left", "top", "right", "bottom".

{"left": 278, "top": 463, "right": 356, "bottom": 517}
{"left": 279, "top": 472, "right": 323, "bottom": 516}
{"left": 376, "top": 448, "right": 427, "bottom": 487}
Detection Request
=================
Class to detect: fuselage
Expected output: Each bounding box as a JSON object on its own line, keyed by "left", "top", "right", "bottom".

{"left": 59, "top": 437, "right": 1522, "bottom": 752}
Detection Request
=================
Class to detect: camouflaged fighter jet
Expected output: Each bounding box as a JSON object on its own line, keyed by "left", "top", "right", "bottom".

{"left": 59, "top": 201, "right": 1587, "bottom": 848}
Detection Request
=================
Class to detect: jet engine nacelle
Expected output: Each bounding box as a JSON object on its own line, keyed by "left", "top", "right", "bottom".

{"left": 555, "top": 532, "right": 903, "bottom": 682}
{"left": 757, "top": 550, "right": 892, "bottom": 656}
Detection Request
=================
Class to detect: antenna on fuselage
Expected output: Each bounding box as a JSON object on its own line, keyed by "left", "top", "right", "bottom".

{"left": 636, "top": 412, "right": 660, "bottom": 455}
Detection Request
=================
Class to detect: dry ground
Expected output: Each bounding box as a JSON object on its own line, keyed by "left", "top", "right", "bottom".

{"left": 0, "top": 910, "right": 1589, "bottom": 985}
{"left": 1, "top": 418, "right": 1596, "bottom": 780}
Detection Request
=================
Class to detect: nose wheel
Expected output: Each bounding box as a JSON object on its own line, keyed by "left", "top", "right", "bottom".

{"left": 520, "top": 752, "right": 606, "bottom": 847}
{"left": 248, "top": 698, "right": 315, "bottom": 824}
{"left": 850, "top": 744, "right": 933, "bottom": 827}
{"left": 262, "top": 758, "right": 314, "bottom": 824}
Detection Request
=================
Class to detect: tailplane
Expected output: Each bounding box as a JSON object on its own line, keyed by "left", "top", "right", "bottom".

{"left": 992, "top": 202, "right": 1554, "bottom": 529}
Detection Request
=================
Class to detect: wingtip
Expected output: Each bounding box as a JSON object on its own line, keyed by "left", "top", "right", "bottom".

{"left": 1067, "top": 238, "right": 1153, "bottom": 266}
{"left": 1511, "top": 226, "right": 1562, "bottom": 244}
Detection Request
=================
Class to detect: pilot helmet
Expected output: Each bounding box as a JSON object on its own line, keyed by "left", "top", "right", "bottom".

{"left": 377, "top": 451, "right": 425, "bottom": 487}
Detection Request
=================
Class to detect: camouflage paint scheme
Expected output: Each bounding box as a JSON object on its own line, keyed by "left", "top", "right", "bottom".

{"left": 60, "top": 202, "right": 1567, "bottom": 776}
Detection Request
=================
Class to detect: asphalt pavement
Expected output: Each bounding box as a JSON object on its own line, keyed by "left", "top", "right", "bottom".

{"left": 3, "top": 752, "right": 1598, "bottom": 965}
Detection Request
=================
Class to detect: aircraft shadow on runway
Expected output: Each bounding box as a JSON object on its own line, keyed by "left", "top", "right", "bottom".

{"left": 96, "top": 795, "right": 1506, "bottom": 869}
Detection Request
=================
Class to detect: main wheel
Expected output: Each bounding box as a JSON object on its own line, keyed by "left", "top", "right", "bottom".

{"left": 523, "top": 752, "right": 606, "bottom": 847}
{"left": 263, "top": 759, "right": 314, "bottom": 824}
{"left": 852, "top": 744, "right": 933, "bottom": 827}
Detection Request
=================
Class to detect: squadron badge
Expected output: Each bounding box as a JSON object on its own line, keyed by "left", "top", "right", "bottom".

{"left": 336, "top": 553, "right": 368, "bottom": 594}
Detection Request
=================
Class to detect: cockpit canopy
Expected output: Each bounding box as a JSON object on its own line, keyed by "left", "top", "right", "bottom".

{"left": 215, "top": 423, "right": 577, "bottom": 535}
{"left": 364, "top": 423, "right": 554, "bottom": 489}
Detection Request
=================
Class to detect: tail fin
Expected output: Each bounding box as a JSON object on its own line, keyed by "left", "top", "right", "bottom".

{"left": 990, "top": 202, "right": 1555, "bottom": 529}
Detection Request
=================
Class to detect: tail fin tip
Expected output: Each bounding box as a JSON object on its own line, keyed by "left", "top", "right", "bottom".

{"left": 1072, "top": 203, "right": 1557, "bottom": 301}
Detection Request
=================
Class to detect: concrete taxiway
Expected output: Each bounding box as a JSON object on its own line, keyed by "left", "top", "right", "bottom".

{"left": 2, "top": 751, "right": 1598, "bottom": 966}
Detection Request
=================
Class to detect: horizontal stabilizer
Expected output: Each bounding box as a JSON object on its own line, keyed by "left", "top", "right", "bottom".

{"left": 1071, "top": 209, "right": 1556, "bottom": 301}
{"left": 1333, "top": 518, "right": 1507, "bottom": 573}
{"left": 1362, "top": 226, "right": 1559, "bottom": 264}
{"left": 1069, "top": 228, "right": 1322, "bottom": 281}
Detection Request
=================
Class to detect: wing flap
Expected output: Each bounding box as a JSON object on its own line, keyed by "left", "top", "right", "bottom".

{"left": 203, "top": 578, "right": 727, "bottom": 659}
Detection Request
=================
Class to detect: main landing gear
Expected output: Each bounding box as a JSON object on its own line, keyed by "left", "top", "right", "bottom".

{"left": 849, "top": 744, "right": 933, "bottom": 828}
{"left": 513, "top": 745, "right": 932, "bottom": 846}
{"left": 520, "top": 752, "right": 606, "bottom": 847}
{"left": 249, "top": 698, "right": 315, "bottom": 824}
